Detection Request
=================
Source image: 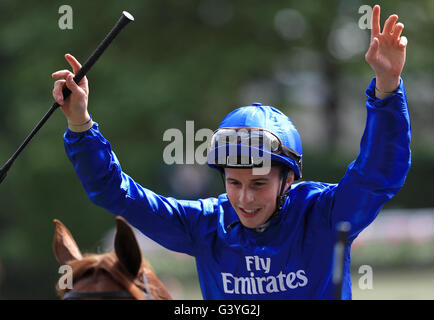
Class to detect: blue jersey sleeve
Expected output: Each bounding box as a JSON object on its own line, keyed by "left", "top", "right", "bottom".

{"left": 63, "top": 124, "right": 218, "bottom": 256}
{"left": 318, "top": 77, "right": 411, "bottom": 237}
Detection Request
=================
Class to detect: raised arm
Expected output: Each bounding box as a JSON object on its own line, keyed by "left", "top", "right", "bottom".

{"left": 321, "top": 5, "right": 411, "bottom": 236}
{"left": 54, "top": 55, "right": 213, "bottom": 256}
{"left": 64, "top": 124, "right": 212, "bottom": 255}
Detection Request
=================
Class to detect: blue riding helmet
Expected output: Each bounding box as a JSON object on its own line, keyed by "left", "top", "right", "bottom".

{"left": 207, "top": 103, "right": 303, "bottom": 180}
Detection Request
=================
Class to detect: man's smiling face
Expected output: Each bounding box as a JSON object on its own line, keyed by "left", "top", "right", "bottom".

{"left": 224, "top": 167, "right": 293, "bottom": 229}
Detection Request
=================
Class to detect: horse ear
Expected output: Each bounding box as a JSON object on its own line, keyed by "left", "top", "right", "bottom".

{"left": 53, "top": 219, "right": 83, "bottom": 265}
{"left": 114, "top": 217, "right": 143, "bottom": 278}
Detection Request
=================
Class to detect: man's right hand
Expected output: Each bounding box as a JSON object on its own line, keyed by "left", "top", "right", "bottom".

{"left": 52, "top": 54, "right": 91, "bottom": 130}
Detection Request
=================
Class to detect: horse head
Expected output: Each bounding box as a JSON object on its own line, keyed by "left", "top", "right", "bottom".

{"left": 53, "top": 216, "right": 172, "bottom": 300}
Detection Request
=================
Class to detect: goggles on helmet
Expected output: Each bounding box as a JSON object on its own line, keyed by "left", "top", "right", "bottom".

{"left": 209, "top": 127, "right": 302, "bottom": 169}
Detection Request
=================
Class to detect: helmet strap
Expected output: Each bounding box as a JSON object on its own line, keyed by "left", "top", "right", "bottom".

{"left": 277, "top": 168, "right": 290, "bottom": 211}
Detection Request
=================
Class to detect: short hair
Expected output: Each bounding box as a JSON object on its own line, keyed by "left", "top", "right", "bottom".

{"left": 271, "top": 161, "right": 293, "bottom": 181}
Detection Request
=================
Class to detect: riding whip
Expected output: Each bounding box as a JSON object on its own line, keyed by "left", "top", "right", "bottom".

{"left": 0, "top": 11, "right": 134, "bottom": 184}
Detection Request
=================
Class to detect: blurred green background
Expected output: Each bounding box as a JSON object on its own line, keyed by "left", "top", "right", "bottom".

{"left": 0, "top": 0, "right": 433, "bottom": 299}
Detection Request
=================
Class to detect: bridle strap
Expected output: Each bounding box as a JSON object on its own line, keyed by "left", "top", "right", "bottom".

{"left": 63, "top": 290, "right": 134, "bottom": 300}
{"left": 63, "top": 272, "right": 154, "bottom": 300}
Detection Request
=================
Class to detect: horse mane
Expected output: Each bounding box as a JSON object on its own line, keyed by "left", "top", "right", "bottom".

{"left": 56, "top": 252, "right": 171, "bottom": 300}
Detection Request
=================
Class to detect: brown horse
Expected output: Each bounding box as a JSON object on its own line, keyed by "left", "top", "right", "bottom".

{"left": 53, "top": 216, "right": 172, "bottom": 300}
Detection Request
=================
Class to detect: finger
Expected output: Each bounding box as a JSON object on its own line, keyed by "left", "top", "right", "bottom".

{"left": 399, "top": 36, "right": 408, "bottom": 48}
{"left": 52, "top": 70, "right": 74, "bottom": 80}
{"left": 52, "top": 68, "right": 87, "bottom": 90}
{"left": 371, "top": 5, "right": 381, "bottom": 40}
{"left": 382, "top": 14, "right": 398, "bottom": 35}
{"left": 392, "top": 22, "right": 404, "bottom": 40}
{"left": 65, "top": 53, "right": 82, "bottom": 75}
{"left": 365, "top": 37, "right": 379, "bottom": 61}
{"left": 53, "top": 80, "right": 66, "bottom": 104}
{"left": 65, "top": 73, "right": 84, "bottom": 96}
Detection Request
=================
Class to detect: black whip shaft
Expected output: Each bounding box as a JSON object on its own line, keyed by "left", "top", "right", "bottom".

{"left": 0, "top": 11, "right": 134, "bottom": 185}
